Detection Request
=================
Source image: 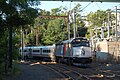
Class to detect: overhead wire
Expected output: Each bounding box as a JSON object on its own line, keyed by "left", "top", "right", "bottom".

{"left": 81, "top": 2, "right": 93, "bottom": 11}
{"left": 110, "top": 3, "right": 120, "bottom": 11}
{"left": 95, "top": 2, "right": 101, "bottom": 10}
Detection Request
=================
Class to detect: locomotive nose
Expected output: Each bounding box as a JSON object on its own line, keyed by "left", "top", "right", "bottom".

{"left": 81, "top": 47, "right": 85, "bottom": 55}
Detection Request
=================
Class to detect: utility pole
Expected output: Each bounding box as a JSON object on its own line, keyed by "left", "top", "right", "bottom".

{"left": 101, "top": 27, "right": 104, "bottom": 39}
{"left": 107, "top": 11, "right": 111, "bottom": 39}
{"left": 66, "top": 15, "right": 70, "bottom": 40}
{"left": 73, "top": 10, "right": 76, "bottom": 38}
{"left": 21, "top": 27, "right": 24, "bottom": 60}
{"left": 8, "top": 26, "right": 12, "bottom": 68}
{"left": 8, "top": 0, "right": 13, "bottom": 69}
{"left": 115, "top": 6, "right": 118, "bottom": 41}
{"left": 95, "top": 26, "right": 98, "bottom": 38}
{"left": 36, "top": 29, "right": 38, "bottom": 46}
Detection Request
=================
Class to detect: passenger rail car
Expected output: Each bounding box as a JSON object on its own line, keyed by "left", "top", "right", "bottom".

{"left": 19, "top": 46, "right": 31, "bottom": 58}
{"left": 54, "top": 37, "right": 92, "bottom": 64}
{"left": 19, "top": 46, "right": 55, "bottom": 62}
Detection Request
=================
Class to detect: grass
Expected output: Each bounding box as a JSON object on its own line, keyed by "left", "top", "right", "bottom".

{"left": 12, "top": 60, "right": 21, "bottom": 76}
{"left": 1, "top": 60, "right": 21, "bottom": 80}
{"left": 0, "top": 61, "right": 5, "bottom": 80}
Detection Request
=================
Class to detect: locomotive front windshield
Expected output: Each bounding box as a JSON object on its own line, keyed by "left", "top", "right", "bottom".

{"left": 71, "top": 38, "right": 90, "bottom": 47}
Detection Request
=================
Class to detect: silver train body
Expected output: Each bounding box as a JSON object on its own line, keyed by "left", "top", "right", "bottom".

{"left": 54, "top": 37, "right": 92, "bottom": 64}
{"left": 19, "top": 46, "right": 55, "bottom": 62}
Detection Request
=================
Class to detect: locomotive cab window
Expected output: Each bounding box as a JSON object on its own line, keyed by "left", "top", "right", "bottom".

{"left": 72, "top": 38, "right": 90, "bottom": 47}
{"left": 72, "top": 41, "right": 90, "bottom": 47}
{"left": 33, "top": 50, "right": 40, "bottom": 52}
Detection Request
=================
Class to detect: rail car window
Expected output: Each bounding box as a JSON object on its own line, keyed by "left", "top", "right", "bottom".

{"left": 72, "top": 41, "right": 90, "bottom": 47}
{"left": 43, "top": 50, "right": 51, "bottom": 53}
{"left": 24, "top": 50, "right": 27, "bottom": 52}
{"left": 19, "top": 50, "right": 21, "bottom": 52}
{"left": 33, "top": 50, "right": 40, "bottom": 52}
{"left": 19, "top": 49, "right": 28, "bottom": 52}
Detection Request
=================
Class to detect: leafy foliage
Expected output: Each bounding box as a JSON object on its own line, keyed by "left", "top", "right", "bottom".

{"left": 42, "top": 19, "right": 67, "bottom": 45}
{"left": 78, "top": 27, "right": 88, "bottom": 37}
{"left": 87, "top": 10, "right": 106, "bottom": 28}
{"left": 86, "top": 10, "right": 115, "bottom": 38}
{"left": 0, "top": 0, "right": 40, "bottom": 77}
{"left": 24, "top": 4, "right": 88, "bottom": 46}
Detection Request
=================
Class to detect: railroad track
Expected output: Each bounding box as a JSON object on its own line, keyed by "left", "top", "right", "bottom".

{"left": 42, "top": 63, "right": 92, "bottom": 80}
{"left": 40, "top": 63, "right": 71, "bottom": 80}
{"left": 57, "top": 65, "right": 92, "bottom": 80}
{"left": 52, "top": 63, "right": 120, "bottom": 80}
{"left": 23, "top": 60, "right": 120, "bottom": 80}
{"left": 94, "top": 68, "right": 120, "bottom": 80}
{"left": 63, "top": 63, "right": 120, "bottom": 80}
{"left": 89, "top": 63, "right": 120, "bottom": 80}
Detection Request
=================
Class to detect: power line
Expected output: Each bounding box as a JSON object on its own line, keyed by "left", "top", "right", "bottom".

{"left": 95, "top": 3, "right": 101, "bottom": 10}
{"left": 81, "top": 2, "right": 93, "bottom": 11}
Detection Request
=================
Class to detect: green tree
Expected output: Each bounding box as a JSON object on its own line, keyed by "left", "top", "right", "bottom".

{"left": 0, "top": 0, "right": 40, "bottom": 76}
{"left": 69, "top": 3, "right": 86, "bottom": 37}
{"left": 86, "top": 10, "right": 115, "bottom": 38}
{"left": 42, "top": 18, "right": 67, "bottom": 45}
{"left": 31, "top": 7, "right": 68, "bottom": 46}
{"left": 87, "top": 10, "right": 108, "bottom": 28}
{"left": 33, "top": 9, "right": 51, "bottom": 46}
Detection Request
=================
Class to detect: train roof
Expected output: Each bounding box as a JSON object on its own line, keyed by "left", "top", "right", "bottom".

{"left": 55, "top": 37, "right": 89, "bottom": 45}
{"left": 55, "top": 41, "right": 63, "bottom": 45}
{"left": 19, "top": 46, "right": 31, "bottom": 49}
{"left": 31, "top": 46, "right": 54, "bottom": 48}
{"left": 19, "top": 45, "right": 55, "bottom": 49}
{"left": 63, "top": 37, "right": 88, "bottom": 43}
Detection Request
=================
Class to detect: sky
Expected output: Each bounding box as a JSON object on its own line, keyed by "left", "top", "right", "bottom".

{"left": 38, "top": 1, "right": 120, "bottom": 15}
